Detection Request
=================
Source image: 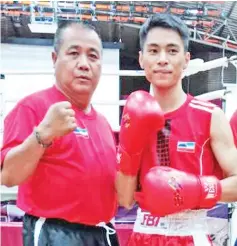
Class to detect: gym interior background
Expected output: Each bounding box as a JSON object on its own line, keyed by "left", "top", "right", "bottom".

{"left": 1, "top": 1, "right": 237, "bottom": 100}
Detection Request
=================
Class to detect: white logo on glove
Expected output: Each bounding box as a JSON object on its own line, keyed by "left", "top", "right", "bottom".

{"left": 204, "top": 180, "right": 216, "bottom": 199}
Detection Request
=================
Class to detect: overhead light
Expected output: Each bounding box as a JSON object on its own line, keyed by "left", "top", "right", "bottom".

{"left": 28, "top": 23, "right": 57, "bottom": 33}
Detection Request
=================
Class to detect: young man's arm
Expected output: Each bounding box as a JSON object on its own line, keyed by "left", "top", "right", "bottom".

{"left": 115, "top": 91, "right": 164, "bottom": 209}
{"left": 229, "top": 109, "right": 237, "bottom": 147}
{"left": 210, "top": 107, "right": 237, "bottom": 202}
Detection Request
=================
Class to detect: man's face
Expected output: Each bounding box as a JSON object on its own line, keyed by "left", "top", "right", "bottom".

{"left": 139, "top": 27, "right": 190, "bottom": 89}
{"left": 52, "top": 25, "right": 102, "bottom": 98}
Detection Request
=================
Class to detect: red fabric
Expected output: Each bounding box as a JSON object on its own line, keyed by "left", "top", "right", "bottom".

{"left": 139, "top": 95, "right": 224, "bottom": 189}
{"left": 1, "top": 222, "right": 23, "bottom": 246}
{"left": 1, "top": 85, "right": 117, "bottom": 225}
{"left": 230, "top": 109, "right": 237, "bottom": 147}
{"left": 116, "top": 224, "right": 134, "bottom": 246}
{"left": 127, "top": 232, "right": 213, "bottom": 246}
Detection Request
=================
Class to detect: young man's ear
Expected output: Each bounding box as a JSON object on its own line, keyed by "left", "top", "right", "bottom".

{"left": 183, "top": 52, "right": 191, "bottom": 70}
{"left": 139, "top": 51, "right": 144, "bottom": 69}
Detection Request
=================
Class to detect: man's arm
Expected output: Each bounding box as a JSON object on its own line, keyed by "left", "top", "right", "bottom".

{"left": 210, "top": 107, "right": 237, "bottom": 202}
{"left": 115, "top": 172, "right": 137, "bottom": 209}
{"left": 1, "top": 125, "right": 49, "bottom": 187}
{"left": 1, "top": 101, "right": 76, "bottom": 187}
{"left": 1, "top": 104, "right": 42, "bottom": 187}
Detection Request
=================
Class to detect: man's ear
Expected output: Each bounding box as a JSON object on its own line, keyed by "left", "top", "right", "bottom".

{"left": 183, "top": 52, "right": 191, "bottom": 70}
{"left": 139, "top": 51, "right": 144, "bottom": 69}
{"left": 52, "top": 51, "right": 57, "bottom": 66}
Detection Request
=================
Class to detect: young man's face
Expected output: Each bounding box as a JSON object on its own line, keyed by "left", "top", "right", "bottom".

{"left": 139, "top": 27, "right": 190, "bottom": 90}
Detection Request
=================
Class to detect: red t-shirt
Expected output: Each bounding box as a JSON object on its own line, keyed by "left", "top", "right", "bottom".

{"left": 139, "top": 95, "right": 224, "bottom": 188}
{"left": 1, "top": 85, "right": 117, "bottom": 225}
{"left": 230, "top": 109, "right": 237, "bottom": 147}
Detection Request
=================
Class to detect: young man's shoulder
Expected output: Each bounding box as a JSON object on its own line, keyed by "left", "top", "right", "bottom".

{"left": 188, "top": 95, "right": 217, "bottom": 113}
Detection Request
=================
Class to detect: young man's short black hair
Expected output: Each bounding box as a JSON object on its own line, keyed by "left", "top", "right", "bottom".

{"left": 139, "top": 13, "right": 190, "bottom": 52}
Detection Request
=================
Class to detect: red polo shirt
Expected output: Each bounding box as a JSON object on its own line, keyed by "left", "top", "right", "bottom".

{"left": 1, "top": 85, "right": 117, "bottom": 225}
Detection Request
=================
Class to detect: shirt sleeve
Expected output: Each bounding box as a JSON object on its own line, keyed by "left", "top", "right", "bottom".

{"left": 1, "top": 103, "right": 39, "bottom": 165}
{"left": 230, "top": 110, "right": 237, "bottom": 147}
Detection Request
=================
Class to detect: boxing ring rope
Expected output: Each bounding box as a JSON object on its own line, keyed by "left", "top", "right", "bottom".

{"left": 2, "top": 55, "right": 236, "bottom": 77}
{"left": 1, "top": 56, "right": 236, "bottom": 107}
{"left": 92, "top": 89, "right": 230, "bottom": 106}
{"left": 1, "top": 56, "right": 236, "bottom": 135}
{"left": 1, "top": 70, "right": 145, "bottom": 76}
{"left": 1, "top": 55, "right": 236, "bottom": 140}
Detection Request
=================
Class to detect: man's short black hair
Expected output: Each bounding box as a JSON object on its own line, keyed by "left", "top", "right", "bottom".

{"left": 53, "top": 21, "right": 101, "bottom": 53}
{"left": 139, "top": 13, "right": 190, "bottom": 52}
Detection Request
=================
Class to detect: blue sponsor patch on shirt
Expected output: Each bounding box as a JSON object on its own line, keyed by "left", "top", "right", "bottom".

{"left": 73, "top": 127, "right": 89, "bottom": 138}
{"left": 177, "top": 141, "right": 195, "bottom": 153}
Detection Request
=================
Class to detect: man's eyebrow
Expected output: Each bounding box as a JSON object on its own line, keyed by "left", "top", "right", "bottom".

{"left": 146, "top": 43, "right": 159, "bottom": 47}
{"left": 166, "top": 43, "right": 180, "bottom": 48}
{"left": 146, "top": 43, "right": 180, "bottom": 48}
{"left": 67, "top": 45, "right": 79, "bottom": 50}
{"left": 67, "top": 45, "right": 100, "bottom": 54}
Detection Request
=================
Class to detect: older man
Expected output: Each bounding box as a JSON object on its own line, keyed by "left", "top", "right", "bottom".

{"left": 1, "top": 21, "right": 119, "bottom": 246}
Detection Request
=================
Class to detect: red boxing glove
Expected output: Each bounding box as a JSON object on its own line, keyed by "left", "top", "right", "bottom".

{"left": 135, "top": 166, "right": 222, "bottom": 216}
{"left": 117, "top": 90, "right": 164, "bottom": 176}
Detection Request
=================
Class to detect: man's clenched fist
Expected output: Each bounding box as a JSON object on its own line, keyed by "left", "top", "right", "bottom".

{"left": 36, "top": 101, "right": 77, "bottom": 143}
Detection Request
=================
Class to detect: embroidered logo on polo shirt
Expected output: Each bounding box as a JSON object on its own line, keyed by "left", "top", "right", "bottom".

{"left": 177, "top": 141, "right": 195, "bottom": 153}
{"left": 73, "top": 127, "right": 89, "bottom": 139}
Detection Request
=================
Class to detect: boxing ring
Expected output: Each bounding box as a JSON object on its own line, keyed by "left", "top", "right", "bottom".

{"left": 1, "top": 56, "right": 237, "bottom": 246}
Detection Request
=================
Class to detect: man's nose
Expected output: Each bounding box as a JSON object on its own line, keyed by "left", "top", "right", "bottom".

{"left": 157, "top": 51, "right": 169, "bottom": 66}
{"left": 76, "top": 54, "right": 89, "bottom": 71}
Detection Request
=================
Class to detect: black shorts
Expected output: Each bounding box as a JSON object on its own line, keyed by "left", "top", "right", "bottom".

{"left": 23, "top": 213, "right": 120, "bottom": 246}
